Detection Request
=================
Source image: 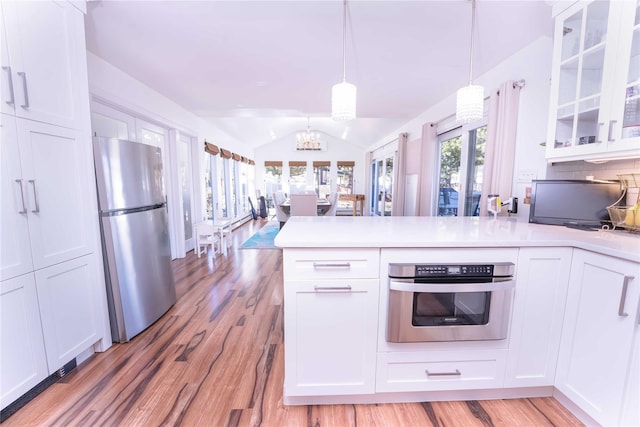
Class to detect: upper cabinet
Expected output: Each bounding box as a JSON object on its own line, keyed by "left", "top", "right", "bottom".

{"left": 546, "top": 0, "right": 640, "bottom": 162}
{"left": 0, "top": 0, "right": 83, "bottom": 129}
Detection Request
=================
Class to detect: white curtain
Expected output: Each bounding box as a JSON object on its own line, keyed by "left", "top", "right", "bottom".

{"left": 392, "top": 132, "right": 408, "bottom": 216}
{"left": 480, "top": 81, "right": 522, "bottom": 216}
{"left": 364, "top": 150, "right": 372, "bottom": 216}
{"left": 418, "top": 123, "right": 438, "bottom": 216}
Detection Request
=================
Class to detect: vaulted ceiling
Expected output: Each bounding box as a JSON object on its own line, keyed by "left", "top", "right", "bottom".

{"left": 85, "top": 0, "right": 553, "bottom": 149}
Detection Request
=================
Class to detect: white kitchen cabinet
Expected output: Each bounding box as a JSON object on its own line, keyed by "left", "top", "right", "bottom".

{"left": 0, "top": 0, "right": 109, "bottom": 412}
{"left": 505, "top": 247, "right": 572, "bottom": 388}
{"left": 546, "top": 0, "right": 640, "bottom": 162}
{"left": 283, "top": 278, "right": 379, "bottom": 397}
{"left": 376, "top": 349, "right": 507, "bottom": 392}
{"left": 0, "top": 273, "right": 48, "bottom": 409}
{"left": 0, "top": 0, "right": 84, "bottom": 129}
{"left": 0, "top": 113, "right": 33, "bottom": 280}
{"left": 35, "top": 255, "right": 102, "bottom": 371}
{"left": 555, "top": 249, "right": 640, "bottom": 426}
{"left": 0, "top": 114, "right": 95, "bottom": 280}
{"left": 282, "top": 249, "right": 380, "bottom": 398}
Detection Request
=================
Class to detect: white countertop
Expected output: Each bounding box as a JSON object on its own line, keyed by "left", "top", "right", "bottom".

{"left": 274, "top": 216, "right": 640, "bottom": 263}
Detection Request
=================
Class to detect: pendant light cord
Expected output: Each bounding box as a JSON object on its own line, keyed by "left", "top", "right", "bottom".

{"left": 468, "top": 0, "right": 476, "bottom": 85}
{"left": 342, "top": 0, "right": 347, "bottom": 83}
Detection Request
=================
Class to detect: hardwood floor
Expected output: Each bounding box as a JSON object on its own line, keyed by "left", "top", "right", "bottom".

{"left": 2, "top": 219, "right": 584, "bottom": 426}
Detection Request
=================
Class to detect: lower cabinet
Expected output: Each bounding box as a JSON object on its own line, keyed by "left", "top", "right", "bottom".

{"left": 0, "top": 273, "right": 48, "bottom": 409}
{"left": 35, "top": 254, "right": 102, "bottom": 371}
{"left": 0, "top": 253, "right": 102, "bottom": 410}
{"left": 555, "top": 249, "right": 640, "bottom": 426}
{"left": 283, "top": 279, "right": 379, "bottom": 396}
{"left": 376, "top": 349, "right": 507, "bottom": 392}
{"left": 505, "top": 247, "right": 572, "bottom": 387}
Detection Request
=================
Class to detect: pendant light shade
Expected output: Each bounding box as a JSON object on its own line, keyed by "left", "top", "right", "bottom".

{"left": 332, "top": 81, "right": 356, "bottom": 121}
{"left": 456, "top": 0, "right": 483, "bottom": 124}
{"left": 332, "top": 0, "right": 356, "bottom": 121}
{"left": 456, "top": 84, "right": 483, "bottom": 123}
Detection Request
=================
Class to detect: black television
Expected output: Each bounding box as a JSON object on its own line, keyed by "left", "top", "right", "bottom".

{"left": 528, "top": 179, "right": 623, "bottom": 227}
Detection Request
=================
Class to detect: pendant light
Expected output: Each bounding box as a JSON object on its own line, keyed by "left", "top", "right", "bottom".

{"left": 332, "top": 0, "right": 356, "bottom": 121}
{"left": 456, "top": 0, "right": 483, "bottom": 123}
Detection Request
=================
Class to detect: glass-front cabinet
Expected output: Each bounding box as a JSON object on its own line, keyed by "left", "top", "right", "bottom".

{"left": 547, "top": 0, "right": 640, "bottom": 162}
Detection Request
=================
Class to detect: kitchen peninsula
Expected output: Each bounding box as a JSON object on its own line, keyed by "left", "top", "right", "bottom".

{"left": 275, "top": 216, "right": 640, "bottom": 427}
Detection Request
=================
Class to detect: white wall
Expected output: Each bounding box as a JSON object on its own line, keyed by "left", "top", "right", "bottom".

{"left": 254, "top": 133, "right": 367, "bottom": 197}
{"left": 370, "top": 35, "right": 554, "bottom": 219}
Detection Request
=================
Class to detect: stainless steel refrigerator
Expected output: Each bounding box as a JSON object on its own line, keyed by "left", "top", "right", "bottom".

{"left": 93, "top": 137, "right": 176, "bottom": 343}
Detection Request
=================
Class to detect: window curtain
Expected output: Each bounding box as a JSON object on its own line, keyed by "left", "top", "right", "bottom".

{"left": 364, "top": 151, "right": 372, "bottom": 216}
{"left": 418, "top": 123, "right": 437, "bottom": 216}
{"left": 391, "top": 132, "right": 408, "bottom": 216}
{"left": 480, "top": 81, "right": 522, "bottom": 216}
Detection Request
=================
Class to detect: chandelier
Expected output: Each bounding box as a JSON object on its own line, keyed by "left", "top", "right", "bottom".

{"left": 296, "top": 117, "right": 322, "bottom": 150}
{"left": 456, "top": 0, "right": 484, "bottom": 123}
{"left": 331, "top": 0, "right": 356, "bottom": 121}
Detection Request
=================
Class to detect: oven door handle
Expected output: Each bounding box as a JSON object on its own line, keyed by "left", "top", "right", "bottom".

{"left": 389, "top": 279, "right": 515, "bottom": 293}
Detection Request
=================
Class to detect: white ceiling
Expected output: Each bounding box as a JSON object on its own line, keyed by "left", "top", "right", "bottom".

{"left": 84, "top": 0, "right": 553, "bottom": 149}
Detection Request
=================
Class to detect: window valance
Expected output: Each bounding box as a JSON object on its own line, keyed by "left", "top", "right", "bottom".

{"left": 288, "top": 161, "right": 307, "bottom": 167}
{"left": 337, "top": 161, "right": 355, "bottom": 167}
{"left": 231, "top": 153, "right": 241, "bottom": 161}
{"left": 220, "top": 149, "right": 232, "bottom": 159}
{"left": 204, "top": 141, "right": 220, "bottom": 155}
{"left": 312, "top": 161, "right": 331, "bottom": 167}
{"left": 265, "top": 161, "right": 283, "bottom": 167}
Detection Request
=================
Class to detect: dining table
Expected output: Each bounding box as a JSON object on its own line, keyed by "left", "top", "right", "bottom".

{"left": 279, "top": 198, "right": 332, "bottom": 215}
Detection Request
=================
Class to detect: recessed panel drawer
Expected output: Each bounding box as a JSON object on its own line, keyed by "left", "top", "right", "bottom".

{"left": 376, "top": 349, "right": 507, "bottom": 392}
{"left": 283, "top": 249, "right": 379, "bottom": 280}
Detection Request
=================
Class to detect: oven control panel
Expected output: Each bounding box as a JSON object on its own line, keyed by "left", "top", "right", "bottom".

{"left": 415, "top": 264, "right": 493, "bottom": 277}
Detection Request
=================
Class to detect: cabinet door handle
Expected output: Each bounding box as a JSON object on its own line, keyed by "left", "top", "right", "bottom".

{"left": 313, "top": 262, "right": 351, "bottom": 269}
{"left": 28, "top": 179, "right": 39, "bottom": 213}
{"left": 425, "top": 369, "right": 461, "bottom": 377}
{"left": 15, "top": 179, "right": 27, "bottom": 214}
{"left": 618, "top": 275, "right": 634, "bottom": 317}
{"left": 17, "top": 71, "right": 29, "bottom": 108}
{"left": 608, "top": 120, "right": 617, "bottom": 142}
{"left": 313, "top": 285, "right": 352, "bottom": 292}
{"left": 2, "top": 66, "right": 14, "bottom": 106}
{"left": 596, "top": 122, "right": 604, "bottom": 143}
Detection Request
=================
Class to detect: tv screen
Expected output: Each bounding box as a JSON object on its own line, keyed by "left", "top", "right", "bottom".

{"left": 529, "top": 179, "right": 623, "bottom": 227}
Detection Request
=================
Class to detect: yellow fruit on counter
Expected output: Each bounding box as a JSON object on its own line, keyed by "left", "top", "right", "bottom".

{"left": 624, "top": 203, "right": 640, "bottom": 227}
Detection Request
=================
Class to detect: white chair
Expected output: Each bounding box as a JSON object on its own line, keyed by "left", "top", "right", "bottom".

{"left": 290, "top": 193, "right": 318, "bottom": 216}
{"left": 273, "top": 192, "right": 290, "bottom": 228}
{"left": 194, "top": 222, "right": 221, "bottom": 258}
{"left": 324, "top": 192, "right": 339, "bottom": 216}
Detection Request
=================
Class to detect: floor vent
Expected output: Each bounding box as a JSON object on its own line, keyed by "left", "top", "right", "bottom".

{"left": 0, "top": 358, "right": 77, "bottom": 422}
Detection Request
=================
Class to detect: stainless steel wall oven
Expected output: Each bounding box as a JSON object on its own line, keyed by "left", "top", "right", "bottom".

{"left": 387, "top": 262, "right": 515, "bottom": 342}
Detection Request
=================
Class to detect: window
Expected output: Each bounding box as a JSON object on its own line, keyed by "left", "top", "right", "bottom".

{"left": 370, "top": 155, "right": 394, "bottom": 216}
{"left": 313, "top": 161, "right": 331, "bottom": 198}
{"left": 289, "top": 161, "right": 307, "bottom": 193}
{"left": 337, "top": 161, "right": 354, "bottom": 208}
{"left": 264, "top": 161, "right": 283, "bottom": 197}
{"left": 436, "top": 124, "right": 486, "bottom": 216}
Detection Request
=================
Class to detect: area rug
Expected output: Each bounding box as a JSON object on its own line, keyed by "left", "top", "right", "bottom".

{"left": 240, "top": 221, "right": 280, "bottom": 249}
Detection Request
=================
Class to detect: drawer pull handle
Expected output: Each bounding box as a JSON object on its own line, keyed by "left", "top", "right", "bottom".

{"left": 313, "top": 285, "right": 352, "bottom": 292}
{"left": 618, "top": 275, "right": 634, "bottom": 317}
{"left": 29, "top": 179, "right": 39, "bottom": 213}
{"left": 426, "top": 369, "right": 461, "bottom": 377}
{"left": 313, "top": 262, "right": 351, "bottom": 269}
{"left": 608, "top": 120, "right": 617, "bottom": 142}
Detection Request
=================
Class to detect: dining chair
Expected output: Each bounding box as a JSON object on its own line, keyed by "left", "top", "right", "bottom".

{"left": 273, "top": 192, "right": 290, "bottom": 228}
{"left": 324, "top": 192, "right": 339, "bottom": 216}
{"left": 290, "top": 193, "right": 318, "bottom": 216}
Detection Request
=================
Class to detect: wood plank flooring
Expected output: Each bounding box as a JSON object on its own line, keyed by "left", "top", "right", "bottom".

{"left": 2, "top": 219, "right": 584, "bottom": 426}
